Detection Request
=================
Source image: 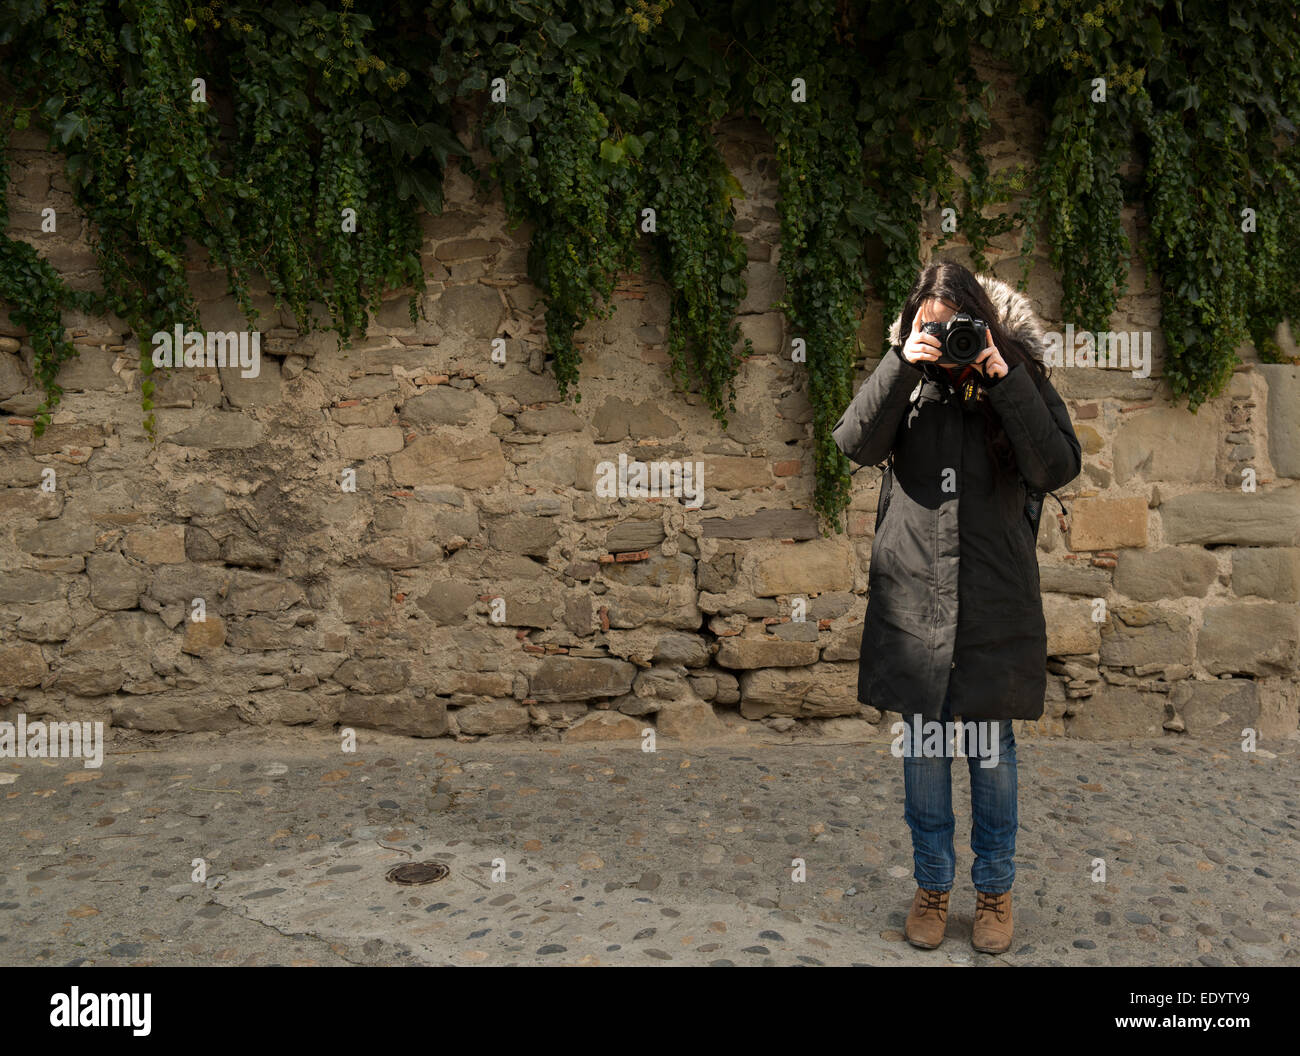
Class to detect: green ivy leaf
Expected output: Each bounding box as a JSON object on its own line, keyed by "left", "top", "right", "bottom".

{"left": 52, "top": 112, "right": 87, "bottom": 145}
{"left": 394, "top": 164, "right": 443, "bottom": 215}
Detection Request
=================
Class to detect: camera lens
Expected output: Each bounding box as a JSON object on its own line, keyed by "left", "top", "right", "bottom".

{"left": 946, "top": 321, "right": 977, "bottom": 363}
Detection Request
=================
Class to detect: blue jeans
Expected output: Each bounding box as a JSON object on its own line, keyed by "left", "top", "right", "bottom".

{"left": 900, "top": 692, "right": 1018, "bottom": 894}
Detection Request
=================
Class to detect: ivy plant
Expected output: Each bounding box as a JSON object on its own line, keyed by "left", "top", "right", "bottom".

{"left": 0, "top": 0, "right": 1295, "bottom": 531}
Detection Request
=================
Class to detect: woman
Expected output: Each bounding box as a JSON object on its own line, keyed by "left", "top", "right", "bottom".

{"left": 832, "top": 260, "right": 1081, "bottom": 954}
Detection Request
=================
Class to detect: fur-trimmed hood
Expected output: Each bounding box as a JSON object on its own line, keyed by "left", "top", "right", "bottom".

{"left": 885, "top": 273, "right": 1048, "bottom": 363}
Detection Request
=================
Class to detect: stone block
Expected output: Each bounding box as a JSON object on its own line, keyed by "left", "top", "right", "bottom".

{"left": 454, "top": 699, "right": 530, "bottom": 735}
{"left": 337, "top": 693, "right": 449, "bottom": 737}
{"left": 429, "top": 282, "right": 503, "bottom": 338}
{"left": 1260, "top": 363, "right": 1300, "bottom": 478}
{"left": 716, "top": 636, "right": 821, "bottom": 669}
{"left": 333, "top": 568, "right": 390, "bottom": 622}
{"left": 1065, "top": 684, "right": 1166, "bottom": 738}
{"left": 0, "top": 487, "right": 63, "bottom": 519}
{"left": 415, "top": 580, "right": 479, "bottom": 624}
{"left": 0, "top": 351, "right": 29, "bottom": 400}
{"left": 110, "top": 693, "right": 244, "bottom": 732}
{"left": 1068, "top": 497, "right": 1149, "bottom": 550}
{"left": 564, "top": 711, "right": 642, "bottom": 741}
{"left": 1198, "top": 603, "right": 1300, "bottom": 675}
{"left": 400, "top": 386, "right": 483, "bottom": 427}
{"left": 655, "top": 699, "right": 727, "bottom": 741}
{"left": 0, "top": 642, "right": 46, "bottom": 688}
{"left": 1231, "top": 547, "right": 1300, "bottom": 601}
{"left": 224, "top": 573, "right": 306, "bottom": 614}
{"left": 488, "top": 514, "right": 560, "bottom": 558}
{"left": 652, "top": 632, "right": 711, "bottom": 668}
{"left": 529, "top": 655, "right": 637, "bottom": 702}
{"left": 1099, "top": 605, "right": 1193, "bottom": 668}
{"left": 166, "top": 413, "right": 265, "bottom": 449}
{"left": 737, "top": 662, "right": 858, "bottom": 718}
{"left": 1113, "top": 406, "right": 1217, "bottom": 483}
{"left": 602, "top": 584, "right": 701, "bottom": 630}
{"left": 603, "top": 518, "right": 666, "bottom": 554}
{"left": 516, "top": 406, "right": 583, "bottom": 434}
{"left": 338, "top": 426, "right": 404, "bottom": 459}
{"left": 1160, "top": 488, "right": 1300, "bottom": 546}
{"left": 700, "top": 508, "right": 821, "bottom": 540}
{"left": 182, "top": 614, "right": 227, "bottom": 657}
{"left": 752, "top": 540, "right": 855, "bottom": 596}
{"left": 333, "top": 658, "right": 410, "bottom": 694}
{"left": 1044, "top": 593, "right": 1103, "bottom": 655}
{"left": 1052, "top": 370, "right": 1161, "bottom": 401}
{"left": 55, "top": 348, "right": 126, "bottom": 392}
{"left": 0, "top": 570, "right": 66, "bottom": 604}
{"left": 601, "top": 553, "right": 694, "bottom": 588}
{"left": 1113, "top": 547, "right": 1218, "bottom": 600}
{"left": 87, "top": 552, "right": 148, "bottom": 609}
{"left": 390, "top": 432, "right": 507, "bottom": 488}
{"left": 124, "top": 525, "right": 187, "bottom": 564}
{"left": 1040, "top": 563, "right": 1112, "bottom": 596}
{"left": 1171, "top": 678, "right": 1259, "bottom": 736}
{"left": 219, "top": 358, "right": 282, "bottom": 408}
{"left": 592, "top": 397, "right": 679, "bottom": 441}
{"left": 703, "top": 455, "right": 771, "bottom": 491}
{"left": 18, "top": 519, "right": 95, "bottom": 556}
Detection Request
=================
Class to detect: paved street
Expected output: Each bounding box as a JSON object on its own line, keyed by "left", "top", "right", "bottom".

{"left": 1, "top": 723, "right": 1296, "bottom": 967}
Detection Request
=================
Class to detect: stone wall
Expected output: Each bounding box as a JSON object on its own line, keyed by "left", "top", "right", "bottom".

{"left": 2, "top": 71, "right": 1298, "bottom": 744}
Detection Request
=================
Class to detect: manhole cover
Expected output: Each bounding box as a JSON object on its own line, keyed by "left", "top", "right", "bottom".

{"left": 385, "top": 861, "right": 450, "bottom": 886}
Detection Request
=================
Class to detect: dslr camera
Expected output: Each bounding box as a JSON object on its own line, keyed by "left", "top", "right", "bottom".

{"left": 920, "top": 313, "right": 989, "bottom": 366}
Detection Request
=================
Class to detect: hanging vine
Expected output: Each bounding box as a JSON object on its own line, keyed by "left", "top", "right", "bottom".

{"left": 0, "top": 101, "right": 97, "bottom": 432}
{"left": 0, "top": 0, "right": 442, "bottom": 435}
{"left": 737, "top": 0, "right": 871, "bottom": 533}
{"left": 991, "top": 0, "right": 1299, "bottom": 408}
{"left": 636, "top": 98, "right": 753, "bottom": 426}
{"left": 0, "top": 0, "right": 1296, "bottom": 530}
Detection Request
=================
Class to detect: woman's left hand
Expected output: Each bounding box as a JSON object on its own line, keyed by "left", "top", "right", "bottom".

{"left": 974, "top": 328, "right": 1009, "bottom": 380}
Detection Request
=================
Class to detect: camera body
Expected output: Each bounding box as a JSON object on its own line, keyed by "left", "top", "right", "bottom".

{"left": 920, "top": 313, "right": 989, "bottom": 366}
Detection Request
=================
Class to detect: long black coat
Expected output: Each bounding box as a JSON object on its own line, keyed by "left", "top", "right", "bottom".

{"left": 832, "top": 311, "right": 1082, "bottom": 723}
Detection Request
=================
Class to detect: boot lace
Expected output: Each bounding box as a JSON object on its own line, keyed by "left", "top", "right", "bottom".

{"left": 920, "top": 888, "right": 948, "bottom": 913}
{"left": 976, "top": 890, "right": 1007, "bottom": 921}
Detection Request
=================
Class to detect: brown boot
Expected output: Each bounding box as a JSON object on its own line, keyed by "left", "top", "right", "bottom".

{"left": 904, "top": 886, "right": 950, "bottom": 949}
{"left": 971, "top": 889, "right": 1014, "bottom": 954}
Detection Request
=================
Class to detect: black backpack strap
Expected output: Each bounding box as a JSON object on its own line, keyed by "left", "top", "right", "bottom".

{"left": 1023, "top": 484, "right": 1068, "bottom": 538}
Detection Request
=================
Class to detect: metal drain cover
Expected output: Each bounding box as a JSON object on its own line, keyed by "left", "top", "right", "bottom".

{"left": 385, "top": 861, "right": 450, "bottom": 886}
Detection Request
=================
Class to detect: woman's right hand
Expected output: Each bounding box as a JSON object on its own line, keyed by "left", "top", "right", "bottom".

{"left": 900, "top": 312, "right": 942, "bottom": 365}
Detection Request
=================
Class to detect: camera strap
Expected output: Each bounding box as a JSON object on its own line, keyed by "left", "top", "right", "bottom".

{"left": 952, "top": 364, "right": 986, "bottom": 409}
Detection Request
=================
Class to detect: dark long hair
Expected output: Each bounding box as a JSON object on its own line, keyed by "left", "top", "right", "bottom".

{"left": 897, "top": 260, "right": 1051, "bottom": 491}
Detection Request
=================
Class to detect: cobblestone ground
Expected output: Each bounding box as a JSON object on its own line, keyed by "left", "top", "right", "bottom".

{"left": 1, "top": 724, "right": 1296, "bottom": 967}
